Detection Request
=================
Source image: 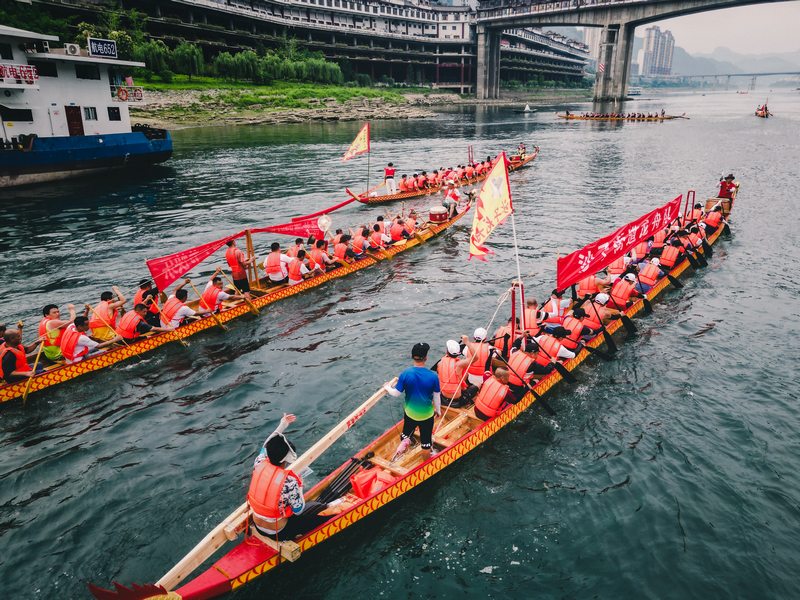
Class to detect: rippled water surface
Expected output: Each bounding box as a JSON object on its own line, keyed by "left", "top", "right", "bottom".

{"left": 1, "top": 90, "right": 799, "bottom": 599}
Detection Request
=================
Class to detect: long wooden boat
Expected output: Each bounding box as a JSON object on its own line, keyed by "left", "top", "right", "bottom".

{"left": 0, "top": 205, "right": 471, "bottom": 405}
{"left": 557, "top": 113, "right": 685, "bottom": 122}
{"left": 89, "top": 192, "right": 735, "bottom": 600}
{"left": 354, "top": 147, "right": 538, "bottom": 205}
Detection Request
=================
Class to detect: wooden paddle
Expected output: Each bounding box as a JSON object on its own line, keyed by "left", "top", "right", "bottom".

{"left": 219, "top": 271, "right": 260, "bottom": 315}
{"left": 530, "top": 341, "right": 576, "bottom": 383}
{"left": 656, "top": 265, "right": 684, "bottom": 289}
{"left": 187, "top": 281, "right": 228, "bottom": 331}
{"left": 21, "top": 341, "right": 44, "bottom": 403}
{"left": 143, "top": 300, "right": 189, "bottom": 348}
{"left": 86, "top": 304, "right": 131, "bottom": 348}
{"left": 155, "top": 379, "right": 396, "bottom": 592}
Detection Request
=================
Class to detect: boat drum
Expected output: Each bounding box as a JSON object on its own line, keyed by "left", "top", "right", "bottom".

{"left": 429, "top": 206, "right": 449, "bottom": 223}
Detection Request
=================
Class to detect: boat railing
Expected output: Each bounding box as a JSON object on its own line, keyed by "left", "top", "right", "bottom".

{"left": 110, "top": 85, "right": 145, "bottom": 102}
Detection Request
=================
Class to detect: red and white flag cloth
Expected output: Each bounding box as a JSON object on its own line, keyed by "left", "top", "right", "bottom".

{"left": 598, "top": 63, "right": 605, "bottom": 73}
{"left": 341, "top": 122, "right": 370, "bottom": 162}
{"left": 556, "top": 195, "right": 682, "bottom": 290}
{"left": 251, "top": 216, "right": 325, "bottom": 240}
{"left": 146, "top": 231, "right": 244, "bottom": 291}
{"left": 468, "top": 152, "right": 513, "bottom": 261}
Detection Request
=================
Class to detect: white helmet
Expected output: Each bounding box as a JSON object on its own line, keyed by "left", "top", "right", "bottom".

{"left": 595, "top": 293, "right": 610, "bottom": 305}
{"left": 473, "top": 327, "right": 487, "bottom": 341}
{"left": 446, "top": 340, "right": 460, "bottom": 355}
{"left": 650, "top": 258, "right": 660, "bottom": 266}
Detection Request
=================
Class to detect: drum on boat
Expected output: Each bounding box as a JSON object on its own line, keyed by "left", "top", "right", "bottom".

{"left": 429, "top": 206, "right": 449, "bottom": 223}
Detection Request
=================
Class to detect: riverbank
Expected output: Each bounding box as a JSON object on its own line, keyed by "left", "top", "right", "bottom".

{"left": 130, "top": 79, "right": 592, "bottom": 129}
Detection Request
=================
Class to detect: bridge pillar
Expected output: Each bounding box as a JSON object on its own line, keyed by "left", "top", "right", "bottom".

{"left": 594, "top": 23, "right": 634, "bottom": 102}
{"left": 476, "top": 25, "right": 501, "bottom": 100}
{"left": 609, "top": 23, "right": 635, "bottom": 100}
{"left": 477, "top": 25, "right": 489, "bottom": 100}
{"left": 593, "top": 25, "right": 618, "bottom": 102}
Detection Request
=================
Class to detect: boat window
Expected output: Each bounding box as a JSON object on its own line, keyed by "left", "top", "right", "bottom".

{"left": 83, "top": 106, "right": 98, "bottom": 120}
{"left": 27, "top": 59, "right": 58, "bottom": 77}
{"left": 107, "top": 106, "right": 121, "bottom": 121}
{"left": 0, "top": 43, "right": 12, "bottom": 60}
{"left": 0, "top": 105, "right": 33, "bottom": 121}
{"left": 75, "top": 64, "right": 101, "bottom": 80}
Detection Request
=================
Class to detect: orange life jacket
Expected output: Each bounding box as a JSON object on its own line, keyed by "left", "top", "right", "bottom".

{"left": 438, "top": 355, "right": 466, "bottom": 398}
{"left": 334, "top": 242, "right": 349, "bottom": 261}
{"left": 651, "top": 229, "right": 668, "bottom": 249}
{"left": 465, "top": 165, "right": 475, "bottom": 178}
{"left": 582, "top": 304, "right": 603, "bottom": 331}
{"left": 638, "top": 263, "right": 661, "bottom": 287}
{"left": 633, "top": 241, "right": 650, "bottom": 260}
{"left": 607, "top": 257, "right": 626, "bottom": 275}
{"left": 474, "top": 377, "right": 509, "bottom": 419}
{"left": 369, "top": 231, "right": 385, "bottom": 248}
{"left": 560, "top": 315, "right": 584, "bottom": 351}
{"left": 39, "top": 316, "right": 64, "bottom": 348}
{"left": 352, "top": 235, "right": 366, "bottom": 254}
{"left": 286, "top": 245, "right": 302, "bottom": 259}
{"left": 507, "top": 351, "right": 534, "bottom": 387}
{"left": 543, "top": 298, "right": 565, "bottom": 324}
{"left": 688, "top": 232, "right": 702, "bottom": 248}
{"left": 0, "top": 343, "right": 31, "bottom": 375}
{"left": 89, "top": 300, "right": 117, "bottom": 330}
{"left": 225, "top": 246, "right": 246, "bottom": 280}
{"left": 265, "top": 252, "right": 284, "bottom": 276}
{"left": 288, "top": 258, "right": 304, "bottom": 281}
{"left": 332, "top": 234, "right": 343, "bottom": 246}
{"left": 116, "top": 311, "right": 144, "bottom": 339}
{"left": 610, "top": 279, "right": 636, "bottom": 309}
{"left": 659, "top": 245, "right": 682, "bottom": 268}
{"left": 534, "top": 335, "right": 563, "bottom": 366}
{"left": 523, "top": 307, "right": 540, "bottom": 332}
{"left": 60, "top": 324, "right": 88, "bottom": 362}
{"left": 467, "top": 342, "right": 490, "bottom": 376}
{"left": 310, "top": 249, "right": 327, "bottom": 272}
{"left": 390, "top": 223, "right": 405, "bottom": 241}
{"left": 578, "top": 276, "right": 598, "bottom": 298}
{"left": 398, "top": 179, "right": 408, "bottom": 192}
{"left": 134, "top": 288, "right": 160, "bottom": 314}
{"left": 404, "top": 219, "right": 416, "bottom": 235}
{"left": 683, "top": 208, "right": 702, "bottom": 225}
{"left": 201, "top": 285, "right": 222, "bottom": 311}
{"left": 493, "top": 325, "right": 513, "bottom": 352}
{"left": 247, "top": 461, "right": 302, "bottom": 520}
{"left": 704, "top": 212, "right": 722, "bottom": 228}
{"left": 160, "top": 296, "right": 185, "bottom": 326}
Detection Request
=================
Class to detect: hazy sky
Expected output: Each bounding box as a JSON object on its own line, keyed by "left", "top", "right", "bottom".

{"left": 641, "top": 2, "right": 800, "bottom": 55}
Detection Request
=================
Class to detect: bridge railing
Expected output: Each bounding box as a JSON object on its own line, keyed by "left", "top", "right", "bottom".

{"left": 479, "top": 0, "right": 646, "bottom": 21}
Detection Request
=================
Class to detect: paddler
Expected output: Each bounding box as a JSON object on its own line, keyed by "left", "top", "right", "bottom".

{"left": 333, "top": 235, "right": 358, "bottom": 264}
{"left": 505, "top": 339, "right": 544, "bottom": 401}
{"left": 461, "top": 328, "right": 491, "bottom": 387}
{"left": 473, "top": 368, "right": 514, "bottom": 421}
{"left": 263, "top": 242, "right": 293, "bottom": 284}
{"left": 87, "top": 287, "right": 126, "bottom": 341}
{"left": 369, "top": 224, "right": 391, "bottom": 249}
{"left": 435, "top": 339, "right": 475, "bottom": 409}
{"left": 541, "top": 289, "right": 570, "bottom": 329}
{"left": 608, "top": 273, "right": 641, "bottom": 310}
{"left": 225, "top": 239, "right": 256, "bottom": 294}
{"left": 634, "top": 258, "right": 664, "bottom": 294}
{"left": 287, "top": 250, "right": 312, "bottom": 285}
{"left": 39, "top": 303, "right": 77, "bottom": 363}
{"left": 133, "top": 280, "right": 161, "bottom": 327}
{"left": 383, "top": 342, "right": 442, "bottom": 461}
{"left": 398, "top": 174, "right": 409, "bottom": 193}
{"left": 384, "top": 162, "right": 397, "bottom": 194}
{"left": 702, "top": 206, "right": 725, "bottom": 235}
{"left": 248, "top": 413, "right": 330, "bottom": 540}
{"left": 160, "top": 280, "right": 198, "bottom": 327}
{"left": 532, "top": 327, "right": 577, "bottom": 363}
{"left": 200, "top": 269, "right": 249, "bottom": 313}
{"left": 0, "top": 329, "right": 39, "bottom": 382}
{"left": 60, "top": 316, "right": 118, "bottom": 364}
{"left": 591, "top": 293, "right": 621, "bottom": 325}
{"left": 389, "top": 219, "right": 410, "bottom": 242}
{"left": 308, "top": 239, "right": 335, "bottom": 273}
{"left": 286, "top": 238, "right": 305, "bottom": 259}
{"left": 115, "top": 304, "right": 174, "bottom": 343}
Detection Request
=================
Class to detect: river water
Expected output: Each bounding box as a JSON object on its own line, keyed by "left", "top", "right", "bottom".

{"left": 1, "top": 90, "right": 799, "bottom": 599}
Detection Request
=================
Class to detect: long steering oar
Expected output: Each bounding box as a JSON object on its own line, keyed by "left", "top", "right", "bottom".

{"left": 492, "top": 351, "right": 556, "bottom": 416}
{"left": 153, "top": 379, "right": 396, "bottom": 592}
{"left": 21, "top": 341, "right": 45, "bottom": 403}
{"left": 187, "top": 280, "right": 228, "bottom": 331}
{"left": 588, "top": 299, "right": 618, "bottom": 354}
{"left": 219, "top": 271, "right": 260, "bottom": 315}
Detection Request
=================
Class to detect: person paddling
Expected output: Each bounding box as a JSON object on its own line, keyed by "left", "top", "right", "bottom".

{"left": 436, "top": 339, "right": 474, "bottom": 409}
{"left": 473, "top": 368, "right": 514, "bottom": 421}
{"left": 263, "top": 242, "right": 293, "bottom": 285}
{"left": 0, "top": 329, "right": 39, "bottom": 383}
{"left": 115, "top": 304, "right": 174, "bottom": 344}
{"left": 133, "top": 280, "right": 161, "bottom": 327}
{"left": 60, "top": 316, "right": 118, "bottom": 364}
{"left": 384, "top": 342, "right": 442, "bottom": 461}
{"left": 88, "top": 287, "right": 126, "bottom": 341}
{"left": 160, "top": 280, "right": 198, "bottom": 328}
{"left": 248, "top": 414, "right": 330, "bottom": 540}
{"left": 39, "top": 303, "right": 77, "bottom": 363}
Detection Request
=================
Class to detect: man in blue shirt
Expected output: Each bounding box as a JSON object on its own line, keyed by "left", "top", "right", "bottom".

{"left": 384, "top": 342, "right": 441, "bottom": 461}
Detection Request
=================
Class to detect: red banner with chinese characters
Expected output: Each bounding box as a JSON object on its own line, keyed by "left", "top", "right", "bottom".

{"left": 146, "top": 231, "right": 244, "bottom": 291}
{"left": 468, "top": 152, "right": 513, "bottom": 261}
{"left": 251, "top": 217, "right": 325, "bottom": 240}
{"left": 556, "top": 195, "right": 682, "bottom": 290}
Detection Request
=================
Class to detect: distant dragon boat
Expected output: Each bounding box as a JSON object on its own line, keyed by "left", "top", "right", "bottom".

{"left": 557, "top": 113, "right": 686, "bottom": 122}
{"left": 754, "top": 109, "right": 771, "bottom": 118}
{"left": 88, "top": 191, "right": 736, "bottom": 600}
{"left": 0, "top": 204, "right": 472, "bottom": 404}
{"left": 354, "top": 147, "right": 538, "bottom": 205}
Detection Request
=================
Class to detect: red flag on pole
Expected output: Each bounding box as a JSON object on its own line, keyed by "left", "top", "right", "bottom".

{"left": 468, "top": 153, "right": 513, "bottom": 261}
{"left": 342, "top": 123, "right": 370, "bottom": 162}
{"left": 146, "top": 231, "right": 244, "bottom": 291}
{"left": 556, "top": 195, "right": 682, "bottom": 290}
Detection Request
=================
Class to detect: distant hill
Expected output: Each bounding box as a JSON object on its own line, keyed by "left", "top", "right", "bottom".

{"left": 695, "top": 47, "right": 800, "bottom": 73}
{"left": 671, "top": 46, "right": 740, "bottom": 75}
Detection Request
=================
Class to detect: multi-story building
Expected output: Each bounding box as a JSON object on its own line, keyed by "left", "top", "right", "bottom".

{"left": 32, "top": 0, "right": 588, "bottom": 93}
{"left": 639, "top": 25, "right": 675, "bottom": 77}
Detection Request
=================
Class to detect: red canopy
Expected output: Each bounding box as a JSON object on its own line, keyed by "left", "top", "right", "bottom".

{"left": 556, "top": 195, "right": 682, "bottom": 290}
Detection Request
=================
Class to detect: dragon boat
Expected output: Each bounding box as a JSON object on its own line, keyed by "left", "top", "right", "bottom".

{"left": 88, "top": 189, "right": 735, "bottom": 600}
{"left": 353, "top": 147, "right": 538, "bottom": 205}
{"left": 557, "top": 114, "right": 685, "bottom": 122}
{"left": 0, "top": 204, "right": 472, "bottom": 405}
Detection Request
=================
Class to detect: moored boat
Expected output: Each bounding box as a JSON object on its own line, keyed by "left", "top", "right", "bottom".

{"left": 354, "top": 147, "right": 538, "bottom": 205}
{"left": 88, "top": 188, "right": 736, "bottom": 600}
{"left": 0, "top": 25, "right": 171, "bottom": 189}
{"left": 0, "top": 203, "right": 472, "bottom": 404}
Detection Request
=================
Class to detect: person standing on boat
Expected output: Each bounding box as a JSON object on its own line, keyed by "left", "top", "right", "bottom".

{"left": 384, "top": 342, "right": 442, "bottom": 461}
{"left": 39, "top": 303, "right": 77, "bottom": 363}
{"left": 384, "top": 163, "right": 397, "bottom": 194}
{"left": 248, "top": 413, "right": 330, "bottom": 540}
{"left": 442, "top": 182, "right": 461, "bottom": 219}
{"left": 263, "top": 242, "right": 293, "bottom": 284}
{"left": 226, "top": 239, "right": 256, "bottom": 294}
{"left": 717, "top": 174, "right": 736, "bottom": 199}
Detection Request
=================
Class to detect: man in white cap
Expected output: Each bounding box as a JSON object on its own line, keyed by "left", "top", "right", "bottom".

{"left": 591, "top": 293, "right": 621, "bottom": 325}
{"left": 609, "top": 272, "right": 641, "bottom": 310}
{"left": 461, "top": 328, "right": 493, "bottom": 387}
{"left": 635, "top": 258, "right": 664, "bottom": 294}
{"left": 435, "top": 340, "right": 475, "bottom": 409}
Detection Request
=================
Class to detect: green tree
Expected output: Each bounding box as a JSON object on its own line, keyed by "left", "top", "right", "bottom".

{"left": 134, "top": 40, "right": 171, "bottom": 75}
{"left": 108, "top": 31, "right": 134, "bottom": 60}
{"left": 172, "top": 42, "right": 205, "bottom": 80}
{"left": 74, "top": 21, "right": 102, "bottom": 46}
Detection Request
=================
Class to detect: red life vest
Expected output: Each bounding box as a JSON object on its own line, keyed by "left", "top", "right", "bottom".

{"left": 404, "top": 219, "right": 416, "bottom": 235}
{"left": 534, "top": 335, "right": 563, "bottom": 366}
{"left": 704, "top": 212, "right": 722, "bottom": 228}
{"left": 116, "top": 311, "right": 144, "bottom": 339}
{"left": 607, "top": 257, "right": 626, "bottom": 275}
{"left": 633, "top": 241, "right": 650, "bottom": 260}
{"left": 416, "top": 175, "right": 427, "bottom": 188}
{"left": 352, "top": 235, "right": 366, "bottom": 254}
{"left": 560, "top": 315, "right": 584, "bottom": 351}
{"left": 39, "top": 317, "right": 63, "bottom": 348}
{"left": 384, "top": 166, "right": 396, "bottom": 177}
{"left": 398, "top": 179, "right": 408, "bottom": 192}
{"left": 638, "top": 263, "right": 661, "bottom": 287}
{"left": 652, "top": 229, "right": 667, "bottom": 249}
{"left": 474, "top": 377, "right": 509, "bottom": 419}
{"left": 370, "top": 231, "right": 385, "bottom": 248}
{"left": 582, "top": 305, "right": 603, "bottom": 331}
{"left": 688, "top": 232, "right": 702, "bottom": 248}
{"left": 225, "top": 246, "right": 246, "bottom": 280}
{"left": 286, "top": 245, "right": 302, "bottom": 258}
{"left": 523, "top": 307, "right": 540, "bottom": 332}
{"left": 134, "top": 288, "right": 160, "bottom": 315}
{"left": 89, "top": 300, "right": 117, "bottom": 330}
{"left": 310, "top": 249, "right": 327, "bottom": 272}
{"left": 60, "top": 324, "right": 89, "bottom": 362}
{"left": 390, "top": 223, "right": 405, "bottom": 242}
{"left": 684, "top": 208, "right": 702, "bottom": 224}
{"left": 334, "top": 242, "right": 349, "bottom": 260}
{"left": 0, "top": 343, "right": 31, "bottom": 375}
{"left": 332, "top": 234, "right": 343, "bottom": 246}
{"left": 493, "top": 325, "right": 513, "bottom": 352}
{"left": 507, "top": 351, "right": 534, "bottom": 387}
{"left": 578, "top": 276, "right": 598, "bottom": 298}
{"left": 610, "top": 279, "right": 636, "bottom": 309}
{"left": 465, "top": 165, "right": 475, "bottom": 178}
{"left": 467, "top": 342, "right": 490, "bottom": 376}
{"left": 438, "top": 355, "right": 466, "bottom": 398}
{"left": 265, "top": 252, "right": 284, "bottom": 276}
{"left": 160, "top": 296, "right": 185, "bottom": 326}
{"left": 288, "top": 258, "right": 304, "bottom": 281}
{"left": 718, "top": 181, "right": 733, "bottom": 199}
{"left": 543, "top": 298, "right": 565, "bottom": 324}
{"left": 247, "top": 461, "right": 302, "bottom": 520}
{"left": 201, "top": 285, "right": 222, "bottom": 312}
{"left": 660, "top": 245, "right": 682, "bottom": 268}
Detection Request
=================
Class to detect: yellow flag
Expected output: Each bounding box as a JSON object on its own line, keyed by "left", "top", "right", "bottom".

{"left": 342, "top": 122, "right": 370, "bottom": 162}
{"left": 468, "top": 152, "right": 513, "bottom": 261}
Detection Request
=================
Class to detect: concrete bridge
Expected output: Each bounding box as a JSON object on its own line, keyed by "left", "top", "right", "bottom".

{"left": 475, "top": 0, "right": 796, "bottom": 102}
{"left": 655, "top": 71, "right": 800, "bottom": 90}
